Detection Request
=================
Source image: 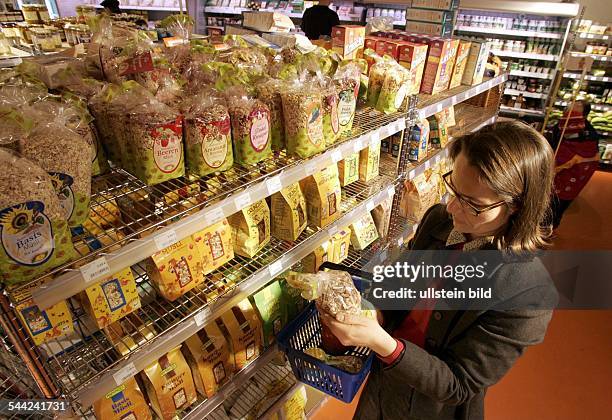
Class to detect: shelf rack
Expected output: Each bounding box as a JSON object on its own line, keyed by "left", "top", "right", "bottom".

{"left": 0, "top": 73, "right": 508, "bottom": 418}
{"left": 504, "top": 88, "right": 547, "bottom": 99}
{"left": 509, "top": 70, "right": 554, "bottom": 79}
{"left": 455, "top": 26, "right": 563, "bottom": 39}
{"left": 490, "top": 50, "right": 559, "bottom": 61}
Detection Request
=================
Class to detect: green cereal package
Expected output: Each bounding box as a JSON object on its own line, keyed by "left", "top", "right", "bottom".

{"left": 250, "top": 280, "right": 286, "bottom": 347}
{"left": 322, "top": 82, "right": 340, "bottom": 147}
{"left": 281, "top": 83, "right": 325, "bottom": 158}
{"left": 335, "top": 63, "right": 360, "bottom": 136}
{"left": 376, "top": 63, "right": 409, "bottom": 114}
{"left": 279, "top": 278, "right": 306, "bottom": 321}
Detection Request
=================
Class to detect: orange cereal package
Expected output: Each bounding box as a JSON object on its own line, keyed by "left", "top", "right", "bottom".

{"left": 93, "top": 377, "right": 152, "bottom": 420}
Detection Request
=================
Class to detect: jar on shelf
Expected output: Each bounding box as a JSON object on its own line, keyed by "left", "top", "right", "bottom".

{"left": 22, "top": 5, "right": 40, "bottom": 24}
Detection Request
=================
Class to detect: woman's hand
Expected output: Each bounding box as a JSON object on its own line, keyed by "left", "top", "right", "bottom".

{"left": 319, "top": 310, "right": 398, "bottom": 357}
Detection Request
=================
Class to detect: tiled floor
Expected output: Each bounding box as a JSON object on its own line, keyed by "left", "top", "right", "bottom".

{"left": 312, "top": 171, "right": 612, "bottom": 420}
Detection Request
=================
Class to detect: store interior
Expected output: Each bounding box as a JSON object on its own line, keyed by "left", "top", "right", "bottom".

{"left": 0, "top": 0, "right": 610, "bottom": 419}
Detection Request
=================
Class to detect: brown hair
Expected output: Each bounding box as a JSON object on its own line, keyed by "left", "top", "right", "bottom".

{"left": 449, "top": 120, "right": 554, "bottom": 252}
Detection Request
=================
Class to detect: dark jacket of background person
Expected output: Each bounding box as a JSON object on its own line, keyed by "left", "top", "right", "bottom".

{"left": 301, "top": 5, "right": 340, "bottom": 40}
{"left": 100, "top": 0, "right": 121, "bottom": 14}
{"left": 354, "top": 204, "right": 557, "bottom": 420}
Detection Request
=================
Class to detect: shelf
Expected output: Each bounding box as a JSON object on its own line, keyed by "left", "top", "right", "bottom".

{"left": 22, "top": 110, "right": 405, "bottom": 311}
{"left": 500, "top": 105, "right": 545, "bottom": 116}
{"left": 570, "top": 52, "right": 610, "bottom": 62}
{"left": 563, "top": 72, "right": 611, "bottom": 83}
{"left": 94, "top": 4, "right": 182, "bottom": 11}
{"left": 457, "top": 0, "right": 580, "bottom": 17}
{"left": 509, "top": 70, "right": 554, "bottom": 79}
{"left": 455, "top": 25, "right": 562, "bottom": 39}
{"left": 490, "top": 49, "right": 559, "bottom": 61}
{"left": 205, "top": 6, "right": 247, "bottom": 14}
{"left": 555, "top": 101, "right": 612, "bottom": 111}
{"left": 53, "top": 175, "right": 395, "bottom": 409}
{"left": 204, "top": 6, "right": 360, "bottom": 21}
{"left": 417, "top": 73, "right": 509, "bottom": 119}
{"left": 504, "top": 88, "right": 547, "bottom": 99}
{"left": 578, "top": 32, "right": 610, "bottom": 41}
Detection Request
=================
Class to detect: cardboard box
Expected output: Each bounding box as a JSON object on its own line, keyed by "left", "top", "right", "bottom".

{"left": 408, "top": 118, "right": 430, "bottom": 162}
{"left": 16, "top": 299, "right": 73, "bottom": 346}
{"left": 384, "top": 40, "right": 405, "bottom": 60}
{"left": 359, "top": 140, "right": 381, "bottom": 182}
{"left": 329, "top": 227, "right": 351, "bottom": 264}
{"left": 332, "top": 25, "right": 365, "bottom": 59}
{"left": 449, "top": 39, "right": 471, "bottom": 89}
{"left": 405, "top": 20, "right": 454, "bottom": 37}
{"left": 398, "top": 42, "right": 429, "bottom": 95}
{"left": 406, "top": 7, "right": 456, "bottom": 24}
{"left": 338, "top": 153, "right": 360, "bottom": 186}
{"left": 462, "top": 40, "right": 490, "bottom": 86}
{"left": 374, "top": 39, "right": 388, "bottom": 57}
{"left": 365, "top": 36, "right": 382, "bottom": 52}
{"left": 242, "top": 11, "right": 295, "bottom": 33}
{"left": 420, "top": 37, "right": 456, "bottom": 94}
{"left": 216, "top": 299, "right": 262, "bottom": 370}
{"left": 409, "top": 0, "right": 459, "bottom": 11}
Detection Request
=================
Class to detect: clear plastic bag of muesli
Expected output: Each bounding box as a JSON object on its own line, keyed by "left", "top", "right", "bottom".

{"left": 224, "top": 86, "right": 272, "bottom": 165}
{"left": 366, "top": 53, "right": 394, "bottom": 109}
{"left": 319, "top": 77, "right": 340, "bottom": 147}
{"left": 255, "top": 78, "right": 285, "bottom": 151}
{"left": 126, "top": 96, "right": 185, "bottom": 186}
{"left": 160, "top": 14, "right": 194, "bottom": 40}
{"left": 376, "top": 61, "right": 409, "bottom": 114}
{"left": 334, "top": 62, "right": 361, "bottom": 137}
{"left": 281, "top": 74, "right": 325, "bottom": 159}
{"left": 89, "top": 83, "right": 123, "bottom": 166}
{"left": 184, "top": 89, "right": 233, "bottom": 177}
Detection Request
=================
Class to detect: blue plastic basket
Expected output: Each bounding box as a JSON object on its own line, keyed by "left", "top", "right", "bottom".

{"left": 277, "top": 301, "right": 374, "bottom": 403}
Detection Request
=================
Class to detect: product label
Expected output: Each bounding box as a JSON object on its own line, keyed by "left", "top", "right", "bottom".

{"left": 338, "top": 89, "right": 356, "bottom": 127}
{"left": 21, "top": 304, "right": 51, "bottom": 336}
{"left": 120, "top": 52, "right": 154, "bottom": 76}
{"left": 249, "top": 108, "right": 270, "bottom": 152}
{"left": 306, "top": 101, "right": 324, "bottom": 147}
{"left": 152, "top": 118, "right": 183, "bottom": 174}
{"left": 395, "top": 83, "right": 409, "bottom": 109}
{"left": 0, "top": 201, "right": 54, "bottom": 266}
{"left": 199, "top": 116, "right": 230, "bottom": 169}
{"left": 48, "top": 172, "right": 74, "bottom": 221}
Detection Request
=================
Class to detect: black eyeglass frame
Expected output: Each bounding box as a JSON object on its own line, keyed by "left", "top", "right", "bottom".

{"left": 442, "top": 171, "right": 508, "bottom": 216}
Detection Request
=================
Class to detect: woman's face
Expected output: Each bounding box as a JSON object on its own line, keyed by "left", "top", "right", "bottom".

{"left": 446, "top": 152, "right": 512, "bottom": 238}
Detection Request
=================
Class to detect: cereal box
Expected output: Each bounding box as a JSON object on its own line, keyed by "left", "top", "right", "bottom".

{"left": 141, "top": 346, "right": 197, "bottom": 420}
{"left": 420, "top": 37, "right": 457, "bottom": 94}
{"left": 299, "top": 165, "right": 342, "bottom": 228}
{"left": 428, "top": 112, "right": 449, "bottom": 149}
{"left": 372, "top": 195, "right": 393, "bottom": 239}
{"left": 338, "top": 153, "right": 360, "bottom": 186}
{"left": 398, "top": 42, "right": 429, "bottom": 95}
{"left": 250, "top": 280, "right": 285, "bottom": 347}
{"left": 329, "top": 227, "right": 351, "bottom": 264}
{"left": 462, "top": 40, "right": 490, "bottom": 86}
{"left": 104, "top": 313, "right": 155, "bottom": 356}
{"left": 384, "top": 40, "right": 405, "bottom": 61}
{"left": 332, "top": 25, "right": 365, "bottom": 59}
{"left": 408, "top": 118, "right": 430, "bottom": 162}
{"left": 350, "top": 212, "right": 379, "bottom": 250}
{"left": 449, "top": 39, "right": 472, "bottom": 89}
{"left": 406, "top": 7, "right": 456, "bottom": 23}
{"left": 93, "top": 377, "right": 152, "bottom": 420}
{"left": 83, "top": 267, "right": 141, "bottom": 329}
{"left": 193, "top": 219, "right": 234, "bottom": 275}
{"left": 405, "top": 21, "right": 454, "bottom": 37}
{"left": 16, "top": 298, "right": 73, "bottom": 346}
{"left": 359, "top": 139, "right": 381, "bottom": 182}
{"left": 146, "top": 237, "right": 205, "bottom": 301}
{"left": 444, "top": 105, "right": 456, "bottom": 127}
{"left": 409, "top": 0, "right": 459, "bottom": 10}
{"left": 270, "top": 183, "right": 307, "bottom": 242}
{"left": 182, "top": 320, "right": 234, "bottom": 398}
{"left": 228, "top": 200, "right": 271, "bottom": 257}
{"left": 216, "top": 299, "right": 262, "bottom": 370}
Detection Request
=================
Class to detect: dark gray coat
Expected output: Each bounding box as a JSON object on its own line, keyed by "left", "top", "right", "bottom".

{"left": 354, "top": 204, "right": 557, "bottom": 420}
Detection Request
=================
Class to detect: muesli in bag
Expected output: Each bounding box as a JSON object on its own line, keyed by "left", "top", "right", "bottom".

{"left": 334, "top": 62, "right": 360, "bottom": 136}
{"left": 320, "top": 78, "right": 340, "bottom": 147}
{"left": 184, "top": 91, "right": 233, "bottom": 177}
{"left": 366, "top": 53, "right": 393, "bottom": 108}
{"left": 0, "top": 149, "right": 76, "bottom": 284}
{"left": 255, "top": 78, "right": 285, "bottom": 151}
{"left": 376, "top": 61, "right": 409, "bottom": 114}
{"left": 228, "top": 199, "right": 271, "bottom": 258}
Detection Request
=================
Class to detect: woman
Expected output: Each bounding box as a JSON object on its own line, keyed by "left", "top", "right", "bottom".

{"left": 320, "top": 121, "right": 558, "bottom": 420}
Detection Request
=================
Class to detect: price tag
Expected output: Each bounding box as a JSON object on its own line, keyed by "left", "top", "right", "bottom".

{"left": 435, "top": 103, "right": 444, "bottom": 114}
{"left": 331, "top": 149, "right": 343, "bottom": 163}
{"left": 369, "top": 130, "right": 380, "bottom": 145}
{"left": 408, "top": 169, "right": 416, "bottom": 179}
{"left": 154, "top": 229, "right": 178, "bottom": 251}
{"left": 425, "top": 160, "right": 431, "bottom": 170}
{"left": 352, "top": 139, "right": 363, "bottom": 154}
{"left": 80, "top": 257, "right": 111, "bottom": 284}
{"left": 434, "top": 155, "right": 440, "bottom": 164}
{"left": 305, "top": 161, "right": 318, "bottom": 176}
{"left": 194, "top": 307, "right": 211, "bottom": 327}
{"left": 205, "top": 207, "right": 225, "bottom": 226}
{"left": 113, "top": 363, "right": 137, "bottom": 385}
{"left": 327, "top": 224, "right": 339, "bottom": 238}
{"left": 366, "top": 200, "right": 375, "bottom": 212}
{"left": 269, "top": 260, "right": 284, "bottom": 277}
{"left": 266, "top": 176, "right": 283, "bottom": 195}
{"left": 234, "top": 192, "right": 251, "bottom": 210}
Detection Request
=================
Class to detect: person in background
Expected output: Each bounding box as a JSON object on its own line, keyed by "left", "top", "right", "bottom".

{"left": 100, "top": 0, "right": 121, "bottom": 14}
{"left": 548, "top": 100, "right": 600, "bottom": 229}
{"left": 301, "top": 0, "right": 340, "bottom": 40}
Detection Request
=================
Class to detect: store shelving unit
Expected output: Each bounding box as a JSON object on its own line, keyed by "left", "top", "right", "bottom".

{"left": 0, "top": 72, "right": 508, "bottom": 418}
{"left": 93, "top": 4, "right": 183, "bottom": 12}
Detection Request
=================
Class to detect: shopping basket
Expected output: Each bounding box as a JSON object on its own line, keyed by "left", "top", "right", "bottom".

{"left": 276, "top": 263, "right": 375, "bottom": 403}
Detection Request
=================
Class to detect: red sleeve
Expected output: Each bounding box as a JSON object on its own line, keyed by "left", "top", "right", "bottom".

{"left": 376, "top": 339, "right": 405, "bottom": 365}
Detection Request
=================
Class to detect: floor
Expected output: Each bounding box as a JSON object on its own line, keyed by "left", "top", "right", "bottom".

{"left": 312, "top": 170, "right": 612, "bottom": 420}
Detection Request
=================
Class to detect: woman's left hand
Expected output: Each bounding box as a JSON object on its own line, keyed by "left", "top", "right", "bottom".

{"left": 319, "top": 311, "right": 398, "bottom": 357}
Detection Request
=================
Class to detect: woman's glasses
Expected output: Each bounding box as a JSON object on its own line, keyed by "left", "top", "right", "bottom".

{"left": 442, "top": 171, "right": 508, "bottom": 216}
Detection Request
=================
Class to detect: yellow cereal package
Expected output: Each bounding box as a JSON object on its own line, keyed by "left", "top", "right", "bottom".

{"left": 146, "top": 237, "right": 205, "bottom": 301}
{"left": 299, "top": 165, "right": 342, "bottom": 228}
{"left": 329, "top": 227, "right": 351, "bottom": 264}
{"left": 337, "top": 153, "right": 359, "bottom": 186}
{"left": 271, "top": 183, "right": 307, "bottom": 241}
{"left": 372, "top": 195, "right": 393, "bottom": 239}
{"left": 359, "top": 140, "right": 381, "bottom": 182}
{"left": 400, "top": 171, "right": 440, "bottom": 223}
{"left": 93, "top": 377, "right": 153, "bottom": 420}
{"left": 16, "top": 298, "right": 73, "bottom": 346}
{"left": 104, "top": 313, "right": 155, "bottom": 356}
{"left": 182, "top": 320, "right": 234, "bottom": 398}
{"left": 193, "top": 219, "right": 234, "bottom": 275}
{"left": 216, "top": 299, "right": 262, "bottom": 370}
{"left": 228, "top": 200, "right": 271, "bottom": 258}
{"left": 350, "top": 212, "right": 379, "bottom": 250}
{"left": 302, "top": 241, "right": 331, "bottom": 273}
{"left": 83, "top": 267, "right": 141, "bottom": 329}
